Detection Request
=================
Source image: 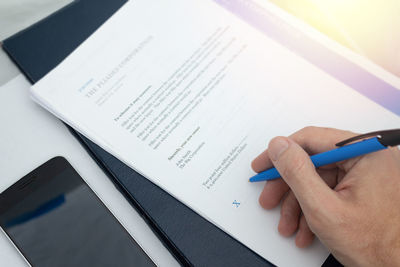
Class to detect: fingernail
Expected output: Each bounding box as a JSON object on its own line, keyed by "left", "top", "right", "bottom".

{"left": 269, "top": 137, "right": 289, "bottom": 161}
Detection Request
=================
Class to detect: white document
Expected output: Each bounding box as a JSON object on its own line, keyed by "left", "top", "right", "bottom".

{"left": 31, "top": 0, "right": 400, "bottom": 266}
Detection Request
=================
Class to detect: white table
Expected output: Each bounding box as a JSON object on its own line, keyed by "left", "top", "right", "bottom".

{"left": 0, "top": 1, "right": 178, "bottom": 266}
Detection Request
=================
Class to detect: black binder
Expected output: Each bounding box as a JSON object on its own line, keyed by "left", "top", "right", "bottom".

{"left": 2, "top": 0, "right": 341, "bottom": 266}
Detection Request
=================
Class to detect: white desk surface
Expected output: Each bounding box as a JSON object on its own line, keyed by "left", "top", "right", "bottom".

{"left": 0, "top": 1, "right": 179, "bottom": 265}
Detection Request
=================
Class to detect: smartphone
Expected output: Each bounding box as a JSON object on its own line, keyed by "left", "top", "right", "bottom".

{"left": 0, "top": 157, "right": 156, "bottom": 267}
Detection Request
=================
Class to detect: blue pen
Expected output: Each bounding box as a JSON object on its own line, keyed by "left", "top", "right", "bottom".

{"left": 250, "top": 129, "right": 400, "bottom": 182}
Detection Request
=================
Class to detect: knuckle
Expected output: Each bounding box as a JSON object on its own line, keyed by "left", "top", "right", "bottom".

{"left": 282, "top": 155, "right": 308, "bottom": 179}
{"left": 292, "top": 156, "right": 308, "bottom": 174}
{"left": 308, "top": 201, "right": 346, "bottom": 230}
{"left": 304, "top": 125, "right": 317, "bottom": 132}
{"left": 306, "top": 205, "right": 324, "bottom": 224}
{"left": 294, "top": 126, "right": 317, "bottom": 145}
{"left": 301, "top": 126, "right": 317, "bottom": 135}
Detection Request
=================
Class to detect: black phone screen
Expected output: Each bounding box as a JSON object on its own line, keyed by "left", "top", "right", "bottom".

{"left": 0, "top": 157, "right": 156, "bottom": 267}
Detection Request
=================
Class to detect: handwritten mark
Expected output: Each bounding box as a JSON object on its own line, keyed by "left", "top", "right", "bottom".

{"left": 232, "top": 200, "right": 240, "bottom": 208}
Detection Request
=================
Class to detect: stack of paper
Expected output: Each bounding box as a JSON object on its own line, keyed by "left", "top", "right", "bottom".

{"left": 30, "top": 0, "right": 400, "bottom": 266}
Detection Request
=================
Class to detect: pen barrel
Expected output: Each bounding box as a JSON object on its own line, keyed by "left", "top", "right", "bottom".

{"left": 250, "top": 137, "right": 387, "bottom": 182}
{"left": 310, "top": 137, "right": 387, "bottom": 168}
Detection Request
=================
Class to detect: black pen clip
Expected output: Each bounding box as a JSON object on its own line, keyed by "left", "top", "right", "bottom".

{"left": 336, "top": 129, "right": 400, "bottom": 147}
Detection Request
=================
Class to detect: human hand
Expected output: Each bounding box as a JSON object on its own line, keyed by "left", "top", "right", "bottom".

{"left": 251, "top": 127, "right": 400, "bottom": 266}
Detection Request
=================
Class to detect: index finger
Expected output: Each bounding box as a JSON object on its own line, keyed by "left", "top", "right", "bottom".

{"left": 251, "top": 126, "right": 357, "bottom": 173}
{"left": 289, "top": 126, "right": 357, "bottom": 155}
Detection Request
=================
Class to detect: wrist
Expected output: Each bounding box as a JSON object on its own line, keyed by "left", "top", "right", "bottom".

{"left": 369, "top": 232, "right": 400, "bottom": 267}
{"left": 338, "top": 235, "right": 400, "bottom": 267}
{"left": 387, "top": 243, "right": 400, "bottom": 266}
{"left": 380, "top": 228, "right": 400, "bottom": 266}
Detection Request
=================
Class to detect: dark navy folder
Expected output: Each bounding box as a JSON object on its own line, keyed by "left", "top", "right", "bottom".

{"left": 2, "top": 0, "right": 341, "bottom": 266}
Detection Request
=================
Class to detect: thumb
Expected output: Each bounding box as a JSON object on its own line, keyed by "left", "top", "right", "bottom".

{"left": 267, "top": 137, "right": 337, "bottom": 215}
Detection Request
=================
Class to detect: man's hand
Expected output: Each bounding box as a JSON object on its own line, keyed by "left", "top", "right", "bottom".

{"left": 251, "top": 127, "right": 400, "bottom": 266}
